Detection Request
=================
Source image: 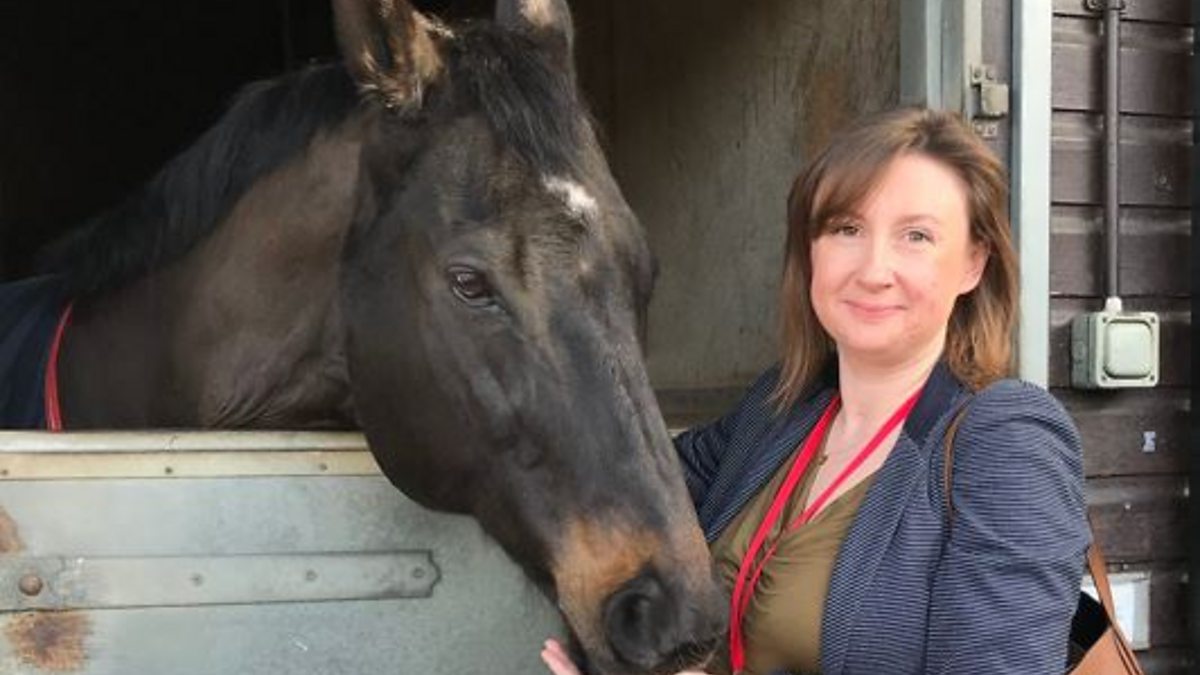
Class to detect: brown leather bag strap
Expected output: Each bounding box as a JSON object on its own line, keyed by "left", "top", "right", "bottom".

{"left": 941, "top": 399, "right": 972, "bottom": 521}
{"left": 1084, "top": 534, "right": 1147, "bottom": 674}
{"left": 1086, "top": 543, "right": 1118, "bottom": 620}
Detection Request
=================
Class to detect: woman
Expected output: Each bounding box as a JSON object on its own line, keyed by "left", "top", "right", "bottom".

{"left": 543, "top": 107, "right": 1089, "bottom": 674}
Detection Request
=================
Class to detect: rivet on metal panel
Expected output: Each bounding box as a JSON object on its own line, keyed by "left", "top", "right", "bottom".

{"left": 318, "top": 463, "right": 329, "bottom": 472}
{"left": 18, "top": 575, "right": 44, "bottom": 597}
{"left": 305, "top": 570, "right": 318, "bottom": 582}
{"left": 164, "top": 466, "right": 174, "bottom": 475}
{"left": 412, "top": 567, "right": 427, "bottom": 580}
{"left": 191, "top": 574, "right": 204, "bottom": 587}
{"left": 1122, "top": 502, "right": 1133, "bottom": 511}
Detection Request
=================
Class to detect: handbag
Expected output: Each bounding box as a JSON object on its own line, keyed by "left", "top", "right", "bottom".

{"left": 942, "top": 405, "right": 1145, "bottom": 674}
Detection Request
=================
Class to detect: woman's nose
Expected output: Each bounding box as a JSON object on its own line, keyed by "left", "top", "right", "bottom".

{"left": 855, "top": 238, "right": 896, "bottom": 287}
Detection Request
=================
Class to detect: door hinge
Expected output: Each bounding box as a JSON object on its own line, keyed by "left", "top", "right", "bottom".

{"left": 969, "top": 63, "right": 1009, "bottom": 138}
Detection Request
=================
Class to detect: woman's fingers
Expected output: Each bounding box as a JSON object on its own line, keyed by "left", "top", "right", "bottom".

{"left": 540, "top": 639, "right": 582, "bottom": 675}
{"left": 539, "top": 638, "right": 712, "bottom": 675}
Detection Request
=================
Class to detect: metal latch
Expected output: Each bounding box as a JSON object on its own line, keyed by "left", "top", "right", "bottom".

{"left": 969, "top": 63, "right": 1009, "bottom": 138}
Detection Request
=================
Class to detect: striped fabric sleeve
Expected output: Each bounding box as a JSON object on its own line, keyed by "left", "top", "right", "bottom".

{"left": 925, "top": 380, "right": 1090, "bottom": 674}
{"left": 672, "top": 367, "right": 780, "bottom": 507}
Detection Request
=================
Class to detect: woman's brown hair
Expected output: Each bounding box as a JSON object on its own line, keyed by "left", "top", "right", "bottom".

{"left": 774, "top": 107, "right": 1018, "bottom": 409}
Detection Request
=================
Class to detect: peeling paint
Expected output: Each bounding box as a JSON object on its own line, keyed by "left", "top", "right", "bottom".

{"left": 5, "top": 611, "right": 92, "bottom": 672}
{"left": 0, "top": 506, "right": 23, "bottom": 553}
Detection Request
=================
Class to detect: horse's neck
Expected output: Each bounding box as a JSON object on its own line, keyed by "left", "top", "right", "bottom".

{"left": 59, "top": 132, "right": 363, "bottom": 429}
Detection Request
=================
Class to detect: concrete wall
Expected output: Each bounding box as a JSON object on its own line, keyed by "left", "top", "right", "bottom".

{"left": 577, "top": 0, "right": 900, "bottom": 391}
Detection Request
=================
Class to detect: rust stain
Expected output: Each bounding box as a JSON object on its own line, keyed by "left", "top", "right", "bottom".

{"left": 0, "top": 506, "right": 23, "bottom": 553}
{"left": 5, "top": 611, "right": 92, "bottom": 672}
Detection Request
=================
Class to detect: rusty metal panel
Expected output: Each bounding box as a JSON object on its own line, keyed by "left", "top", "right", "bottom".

{"left": 1053, "top": 0, "right": 1190, "bottom": 24}
{"left": 3, "top": 599, "right": 557, "bottom": 675}
{"left": 1052, "top": 18, "right": 1192, "bottom": 116}
{"left": 0, "top": 433, "right": 563, "bottom": 675}
{"left": 1050, "top": 205, "right": 1191, "bottom": 297}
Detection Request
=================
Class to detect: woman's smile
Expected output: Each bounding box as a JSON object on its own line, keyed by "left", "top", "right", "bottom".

{"left": 842, "top": 299, "right": 904, "bottom": 320}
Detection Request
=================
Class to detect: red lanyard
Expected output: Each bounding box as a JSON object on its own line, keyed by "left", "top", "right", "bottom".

{"left": 43, "top": 303, "right": 74, "bottom": 432}
{"left": 727, "top": 388, "right": 922, "bottom": 673}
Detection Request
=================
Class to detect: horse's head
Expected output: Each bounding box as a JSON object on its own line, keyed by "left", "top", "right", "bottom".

{"left": 332, "top": 0, "right": 725, "bottom": 672}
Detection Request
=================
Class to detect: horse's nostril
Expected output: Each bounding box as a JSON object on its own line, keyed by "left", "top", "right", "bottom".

{"left": 616, "top": 593, "right": 653, "bottom": 627}
{"left": 603, "top": 572, "right": 675, "bottom": 669}
{"left": 603, "top": 571, "right": 727, "bottom": 672}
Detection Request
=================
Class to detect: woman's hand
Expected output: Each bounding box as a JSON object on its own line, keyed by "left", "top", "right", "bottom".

{"left": 540, "top": 639, "right": 582, "bottom": 675}
{"left": 539, "top": 639, "right": 712, "bottom": 675}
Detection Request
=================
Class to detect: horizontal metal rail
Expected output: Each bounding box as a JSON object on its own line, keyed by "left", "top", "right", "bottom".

{"left": 0, "top": 430, "right": 366, "bottom": 453}
{"left": 0, "top": 429, "right": 690, "bottom": 480}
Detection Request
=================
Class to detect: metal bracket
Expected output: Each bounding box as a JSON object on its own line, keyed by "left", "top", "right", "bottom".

{"left": 968, "top": 62, "right": 1009, "bottom": 138}
{"left": 1, "top": 552, "right": 440, "bottom": 610}
{"left": 1083, "top": 0, "right": 1127, "bottom": 12}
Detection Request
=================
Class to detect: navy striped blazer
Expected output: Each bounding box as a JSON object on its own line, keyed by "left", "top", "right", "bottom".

{"left": 674, "top": 361, "right": 1090, "bottom": 674}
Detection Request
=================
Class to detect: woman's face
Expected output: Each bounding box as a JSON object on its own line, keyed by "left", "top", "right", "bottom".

{"left": 809, "top": 152, "right": 987, "bottom": 369}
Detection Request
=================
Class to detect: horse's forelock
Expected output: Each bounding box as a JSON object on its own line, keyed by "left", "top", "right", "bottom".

{"left": 447, "top": 24, "right": 592, "bottom": 180}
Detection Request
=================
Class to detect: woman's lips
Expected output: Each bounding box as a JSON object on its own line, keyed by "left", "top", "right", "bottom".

{"left": 844, "top": 299, "right": 903, "bottom": 319}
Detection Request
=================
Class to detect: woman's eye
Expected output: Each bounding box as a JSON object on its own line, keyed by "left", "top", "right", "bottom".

{"left": 904, "top": 229, "right": 933, "bottom": 243}
{"left": 829, "top": 222, "right": 861, "bottom": 237}
{"left": 448, "top": 267, "right": 495, "bottom": 306}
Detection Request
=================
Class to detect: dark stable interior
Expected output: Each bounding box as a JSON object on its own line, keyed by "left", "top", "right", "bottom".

{"left": 0, "top": 0, "right": 492, "bottom": 280}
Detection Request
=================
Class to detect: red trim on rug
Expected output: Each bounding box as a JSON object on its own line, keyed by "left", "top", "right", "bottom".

{"left": 44, "top": 303, "right": 74, "bottom": 432}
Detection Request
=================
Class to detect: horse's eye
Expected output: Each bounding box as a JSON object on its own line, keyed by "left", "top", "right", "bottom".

{"left": 448, "top": 267, "right": 495, "bottom": 306}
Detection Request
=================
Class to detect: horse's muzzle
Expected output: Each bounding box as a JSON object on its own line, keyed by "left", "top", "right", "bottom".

{"left": 602, "top": 570, "right": 726, "bottom": 674}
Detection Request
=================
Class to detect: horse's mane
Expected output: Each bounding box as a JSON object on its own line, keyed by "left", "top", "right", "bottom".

{"left": 39, "top": 65, "right": 361, "bottom": 296}
{"left": 39, "top": 22, "right": 590, "bottom": 297}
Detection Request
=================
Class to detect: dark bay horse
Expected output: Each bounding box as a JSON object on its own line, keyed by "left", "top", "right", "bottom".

{"left": 9, "top": 0, "right": 726, "bottom": 671}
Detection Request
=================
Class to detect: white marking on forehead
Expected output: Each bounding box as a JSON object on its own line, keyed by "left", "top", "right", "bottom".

{"left": 520, "top": 0, "right": 558, "bottom": 28}
{"left": 544, "top": 176, "right": 599, "bottom": 221}
{"left": 420, "top": 14, "right": 456, "bottom": 39}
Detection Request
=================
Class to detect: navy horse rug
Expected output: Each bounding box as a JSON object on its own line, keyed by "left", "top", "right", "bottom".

{"left": 0, "top": 275, "right": 69, "bottom": 429}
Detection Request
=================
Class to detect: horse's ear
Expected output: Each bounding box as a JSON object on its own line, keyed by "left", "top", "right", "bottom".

{"left": 495, "top": 0, "right": 574, "bottom": 58}
{"left": 332, "top": 0, "right": 443, "bottom": 110}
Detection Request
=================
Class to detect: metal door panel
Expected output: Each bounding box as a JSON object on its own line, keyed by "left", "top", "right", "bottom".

{"left": 0, "top": 432, "right": 563, "bottom": 674}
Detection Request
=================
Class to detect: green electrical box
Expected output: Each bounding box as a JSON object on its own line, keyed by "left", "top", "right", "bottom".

{"left": 1070, "top": 302, "right": 1160, "bottom": 389}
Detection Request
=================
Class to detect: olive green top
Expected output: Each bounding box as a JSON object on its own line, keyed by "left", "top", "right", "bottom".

{"left": 709, "top": 450, "right": 876, "bottom": 675}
